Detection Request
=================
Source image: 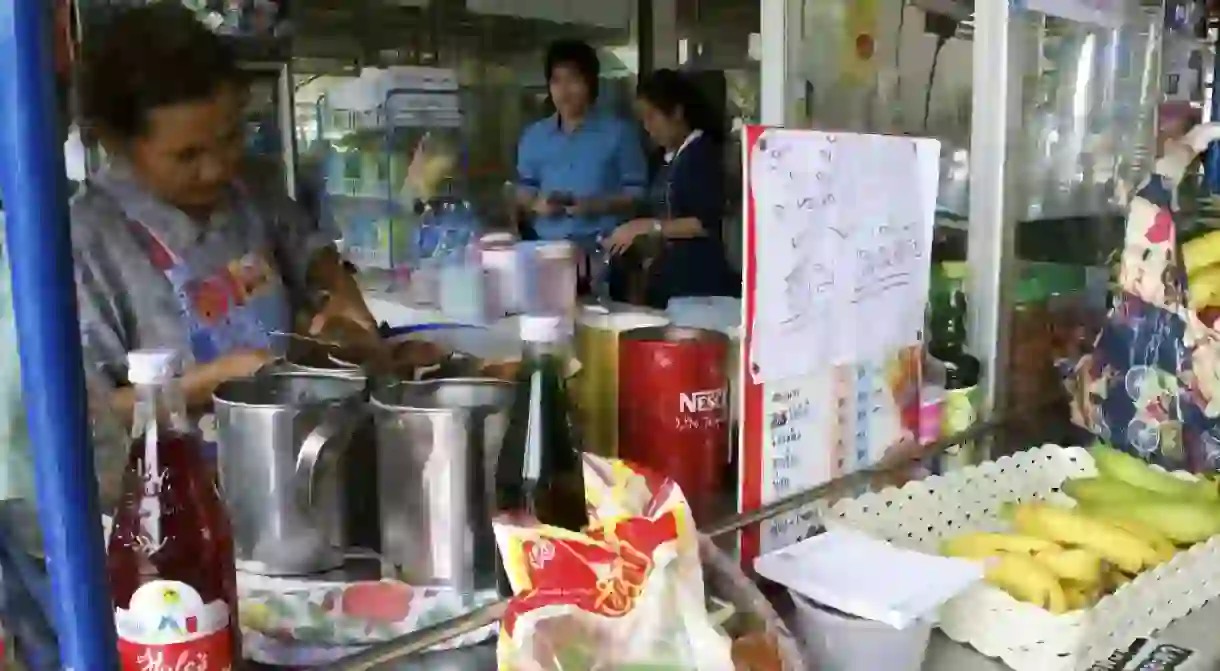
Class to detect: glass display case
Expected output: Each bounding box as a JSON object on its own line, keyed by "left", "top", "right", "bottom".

{"left": 242, "top": 61, "right": 298, "bottom": 200}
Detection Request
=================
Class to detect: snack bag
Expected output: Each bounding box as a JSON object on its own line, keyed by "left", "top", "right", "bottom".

{"left": 494, "top": 454, "right": 735, "bottom": 671}
{"left": 1063, "top": 122, "right": 1220, "bottom": 471}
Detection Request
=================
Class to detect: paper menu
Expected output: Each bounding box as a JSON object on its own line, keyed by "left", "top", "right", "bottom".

{"left": 753, "top": 529, "right": 984, "bottom": 631}
{"left": 747, "top": 130, "right": 940, "bottom": 384}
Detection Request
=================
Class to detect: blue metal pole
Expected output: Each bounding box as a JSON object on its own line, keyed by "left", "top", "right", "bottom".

{"left": 0, "top": 1, "right": 118, "bottom": 669}
{"left": 1208, "top": 46, "right": 1220, "bottom": 194}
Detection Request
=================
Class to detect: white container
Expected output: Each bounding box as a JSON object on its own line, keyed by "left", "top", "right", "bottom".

{"left": 819, "top": 444, "right": 1220, "bottom": 671}
{"left": 790, "top": 595, "right": 932, "bottom": 671}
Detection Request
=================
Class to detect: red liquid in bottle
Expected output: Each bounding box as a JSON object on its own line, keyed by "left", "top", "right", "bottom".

{"left": 107, "top": 351, "right": 240, "bottom": 670}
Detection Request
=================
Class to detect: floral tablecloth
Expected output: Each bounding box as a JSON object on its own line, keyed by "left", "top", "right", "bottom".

{"left": 238, "top": 573, "right": 498, "bottom": 666}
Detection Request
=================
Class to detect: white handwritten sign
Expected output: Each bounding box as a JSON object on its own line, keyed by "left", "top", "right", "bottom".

{"left": 760, "top": 376, "right": 832, "bottom": 550}
{"left": 748, "top": 130, "right": 939, "bottom": 383}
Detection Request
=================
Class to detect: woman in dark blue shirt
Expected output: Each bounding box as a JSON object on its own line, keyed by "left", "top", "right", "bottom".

{"left": 604, "top": 69, "right": 740, "bottom": 309}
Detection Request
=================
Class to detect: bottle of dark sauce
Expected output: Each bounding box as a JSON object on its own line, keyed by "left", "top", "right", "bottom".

{"left": 494, "top": 315, "right": 589, "bottom": 597}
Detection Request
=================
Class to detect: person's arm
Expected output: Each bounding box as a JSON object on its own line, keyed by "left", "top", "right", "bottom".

{"left": 515, "top": 126, "right": 557, "bottom": 217}
{"left": 258, "top": 181, "right": 378, "bottom": 334}
{"left": 105, "top": 351, "right": 272, "bottom": 425}
{"left": 606, "top": 138, "right": 724, "bottom": 253}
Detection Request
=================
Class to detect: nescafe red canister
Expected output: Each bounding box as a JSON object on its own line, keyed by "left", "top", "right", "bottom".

{"left": 618, "top": 326, "right": 730, "bottom": 523}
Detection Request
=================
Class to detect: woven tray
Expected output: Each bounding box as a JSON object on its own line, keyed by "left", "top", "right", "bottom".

{"left": 819, "top": 444, "right": 1220, "bottom": 671}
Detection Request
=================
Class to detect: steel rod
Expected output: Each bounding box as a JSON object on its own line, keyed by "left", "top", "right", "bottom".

{"left": 323, "top": 400, "right": 1056, "bottom": 671}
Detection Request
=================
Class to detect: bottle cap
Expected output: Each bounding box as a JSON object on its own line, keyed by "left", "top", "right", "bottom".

{"left": 127, "top": 349, "right": 179, "bottom": 385}
{"left": 519, "top": 315, "right": 567, "bottom": 343}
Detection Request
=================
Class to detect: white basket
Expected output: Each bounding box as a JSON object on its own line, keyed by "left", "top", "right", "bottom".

{"left": 818, "top": 444, "right": 1220, "bottom": 671}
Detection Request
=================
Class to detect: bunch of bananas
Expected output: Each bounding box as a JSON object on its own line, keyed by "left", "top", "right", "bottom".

{"left": 940, "top": 443, "right": 1220, "bottom": 614}
{"left": 1183, "top": 229, "right": 1220, "bottom": 325}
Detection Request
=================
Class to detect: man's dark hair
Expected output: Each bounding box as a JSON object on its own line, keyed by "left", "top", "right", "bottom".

{"left": 79, "top": 3, "right": 242, "bottom": 139}
{"left": 544, "top": 39, "right": 600, "bottom": 102}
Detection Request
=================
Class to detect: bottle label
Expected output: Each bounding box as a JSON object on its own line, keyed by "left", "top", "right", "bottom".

{"left": 115, "top": 580, "right": 233, "bottom": 671}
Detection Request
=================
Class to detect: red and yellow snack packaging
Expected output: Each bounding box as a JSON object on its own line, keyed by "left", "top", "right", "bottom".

{"left": 494, "top": 454, "right": 735, "bottom": 671}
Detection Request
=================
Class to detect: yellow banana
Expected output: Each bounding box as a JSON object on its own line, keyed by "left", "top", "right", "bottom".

{"left": 941, "top": 532, "right": 1058, "bottom": 560}
{"left": 1062, "top": 583, "right": 1100, "bottom": 611}
{"left": 1086, "top": 515, "right": 1177, "bottom": 564}
{"left": 1103, "top": 569, "right": 1134, "bottom": 594}
{"left": 984, "top": 552, "right": 1068, "bottom": 614}
{"left": 1031, "top": 547, "right": 1103, "bottom": 585}
{"left": 1011, "top": 503, "right": 1160, "bottom": 573}
{"left": 1183, "top": 230, "right": 1220, "bottom": 276}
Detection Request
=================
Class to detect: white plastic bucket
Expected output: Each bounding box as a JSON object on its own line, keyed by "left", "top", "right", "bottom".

{"left": 790, "top": 594, "right": 932, "bottom": 671}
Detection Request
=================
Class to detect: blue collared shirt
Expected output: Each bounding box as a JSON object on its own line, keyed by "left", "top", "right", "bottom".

{"left": 515, "top": 112, "right": 647, "bottom": 243}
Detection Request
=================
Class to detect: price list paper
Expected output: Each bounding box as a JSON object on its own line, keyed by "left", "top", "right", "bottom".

{"left": 739, "top": 128, "right": 940, "bottom": 557}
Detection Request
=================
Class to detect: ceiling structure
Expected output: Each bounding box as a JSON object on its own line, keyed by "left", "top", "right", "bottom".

{"left": 289, "top": 0, "right": 635, "bottom": 73}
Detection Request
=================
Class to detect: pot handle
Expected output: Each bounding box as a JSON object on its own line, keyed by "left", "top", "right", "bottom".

{"left": 294, "top": 396, "right": 364, "bottom": 509}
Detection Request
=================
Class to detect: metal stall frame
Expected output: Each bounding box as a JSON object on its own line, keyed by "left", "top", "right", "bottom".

{"left": 0, "top": 2, "right": 117, "bottom": 669}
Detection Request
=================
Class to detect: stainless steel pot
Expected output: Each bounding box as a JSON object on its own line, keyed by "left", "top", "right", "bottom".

{"left": 214, "top": 372, "right": 367, "bottom": 575}
{"left": 370, "top": 378, "right": 513, "bottom": 592}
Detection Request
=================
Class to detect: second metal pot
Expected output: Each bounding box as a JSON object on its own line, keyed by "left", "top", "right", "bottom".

{"left": 370, "top": 378, "right": 513, "bottom": 592}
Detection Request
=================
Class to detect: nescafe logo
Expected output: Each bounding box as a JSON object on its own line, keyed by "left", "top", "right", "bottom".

{"left": 679, "top": 389, "right": 726, "bottom": 414}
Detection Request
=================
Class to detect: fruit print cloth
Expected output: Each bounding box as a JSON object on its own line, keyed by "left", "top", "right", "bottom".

{"left": 1063, "top": 123, "right": 1220, "bottom": 472}
{"left": 237, "top": 574, "right": 498, "bottom": 666}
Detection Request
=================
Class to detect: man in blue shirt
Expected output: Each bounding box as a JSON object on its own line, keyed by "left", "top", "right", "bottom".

{"left": 515, "top": 40, "right": 647, "bottom": 247}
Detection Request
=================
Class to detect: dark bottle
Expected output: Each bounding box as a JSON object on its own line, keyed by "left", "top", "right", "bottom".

{"left": 928, "top": 264, "right": 981, "bottom": 471}
{"left": 108, "top": 349, "right": 241, "bottom": 669}
{"left": 494, "top": 315, "right": 589, "bottom": 596}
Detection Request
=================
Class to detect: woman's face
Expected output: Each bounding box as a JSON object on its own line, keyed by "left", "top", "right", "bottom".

{"left": 635, "top": 97, "right": 683, "bottom": 149}
{"left": 119, "top": 82, "right": 246, "bottom": 211}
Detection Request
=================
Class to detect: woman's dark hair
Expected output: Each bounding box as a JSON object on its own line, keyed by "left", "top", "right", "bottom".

{"left": 79, "top": 4, "right": 242, "bottom": 139}
{"left": 636, "top": 69, "right": 725, "bottom": 144}
{"left": 544, "top": 39, "right": 601, "bottom": 102}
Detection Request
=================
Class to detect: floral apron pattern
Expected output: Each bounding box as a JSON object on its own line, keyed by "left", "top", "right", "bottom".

{"left": 1063, "top": 124, "right": 1220, "bottom": 472}
{"left": 99, "top": 183, "right": 293, "bottom": 365}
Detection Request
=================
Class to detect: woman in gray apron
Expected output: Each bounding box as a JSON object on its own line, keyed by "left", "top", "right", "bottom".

{"left": 603, "top": 69, "right": 740, "bottom": 309}
{"left": 71, "top": 4, "right": 379, "bottom": 427}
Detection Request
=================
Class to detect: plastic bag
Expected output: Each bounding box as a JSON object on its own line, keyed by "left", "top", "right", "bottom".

{"left": 1063, "top": 123, "right": 1220, "bottom": 471}
{"left": 494, "top": 454, "right": 735, "bottom": 671}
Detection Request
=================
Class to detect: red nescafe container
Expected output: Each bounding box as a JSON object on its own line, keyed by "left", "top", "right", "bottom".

{"left": 618, "top": 326, "right": 729, "bottom": 523}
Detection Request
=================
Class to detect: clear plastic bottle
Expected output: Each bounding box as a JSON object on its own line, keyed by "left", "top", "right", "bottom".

{"left": 107, "top": 350, "right": 240, "bottom": 669}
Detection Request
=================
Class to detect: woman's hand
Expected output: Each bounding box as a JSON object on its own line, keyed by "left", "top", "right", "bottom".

{"left": 208, "top": 349, "right": 276, "bottom": 381}
{"left": 606, "top": 218, "right": 658, "bottom": 255}
{"left": 531, "top": 195, "right": 563, "bottom": 218}
{"left": 310, "top": 294, "right": 378, "bottom": 336}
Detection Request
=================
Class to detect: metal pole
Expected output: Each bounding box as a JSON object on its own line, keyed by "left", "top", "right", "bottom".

{"left": 1207, "top": 35, "right": 1220, "bottom": 193}
{"left": 966, "top": 0, "right": 1017, "bottom": 430}
{"left": 0, "top": 1, "right": 117, "bottom": 669}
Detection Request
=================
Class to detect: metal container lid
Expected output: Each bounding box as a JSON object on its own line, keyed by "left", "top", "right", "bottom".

{"left": 214, "top": 372, "right": 365, "bottom": 409}
{"left": 370, "top": 378, "right": 513, "bottom": 414}
{"left": 619, "top": 325, "right": 731, "bottom": 345}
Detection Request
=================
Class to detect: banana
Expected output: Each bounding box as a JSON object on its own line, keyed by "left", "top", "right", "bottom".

{"left": 1031, "top": 547, "right": 1103, "bottom": 585}
{"left": 1062, "top": 477, "right": 1171, "bottom": 506}
{"left": 1183, "top": 230, "right": 1220, "bottom": 276}
{"left": 1011, "top": 503, "right": 1160, "bottom": 573}
{"left": 1085, "top": 514, "right": 1177, "bottom": 564}
{"left": 1103, "top": 569, "right": 1134, "bottom": 594}
{"left": 1188, "top": 265, "right": 1220, "bottom": 310}
{"left": 984, "top": 552, "right": 1068, "bottom": 614}
{"left": 1062, "top": 583, "right": 1100, "bottom": 611}
{"left": 1078, "top": 500, "right": 1220, "bottom": 545}
{"left": 1090, "top": 443, "right": 1219, "bottom": 502}
{"left": 941, "top": 532, "right": 1058, "bottom": 559}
